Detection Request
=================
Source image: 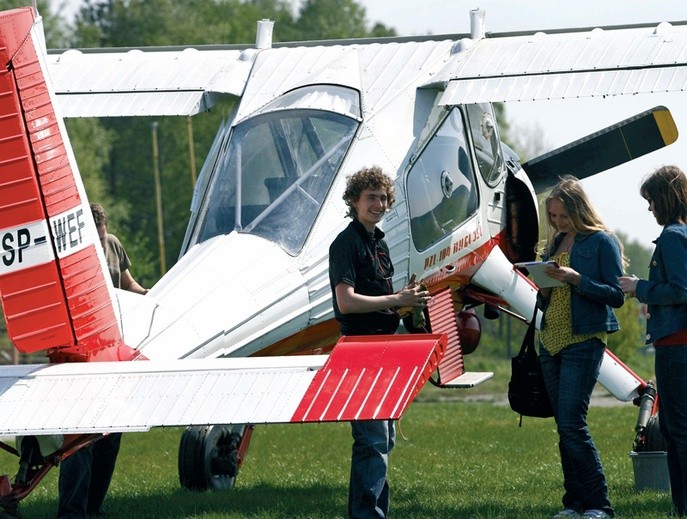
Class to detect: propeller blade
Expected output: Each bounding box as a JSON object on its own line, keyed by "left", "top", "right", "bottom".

{"left": 523, "top": 106, "right": 678, "bottom": 193}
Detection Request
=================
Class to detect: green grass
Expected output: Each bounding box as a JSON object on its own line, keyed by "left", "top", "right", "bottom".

{"left": 0, "top": 384, "right": 673, "bottom": 519}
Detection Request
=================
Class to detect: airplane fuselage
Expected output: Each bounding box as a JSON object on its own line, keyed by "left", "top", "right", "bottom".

{"left": 122, "top": 39, "right": 539, "bottom": 361}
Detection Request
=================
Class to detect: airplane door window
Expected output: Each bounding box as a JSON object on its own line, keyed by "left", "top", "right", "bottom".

{"left": 191, "top": 86, "right": 360, "bottom": 255}
{"left": 465, "top": 103, "right": 504, "bottom": 186}
{"left": 408, "top": 108, "right": 479, "bottom": 251}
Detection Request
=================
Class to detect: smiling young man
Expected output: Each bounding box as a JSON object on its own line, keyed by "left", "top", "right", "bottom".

{"left": 328, "top": 166, "right": 429, "bottom": 518}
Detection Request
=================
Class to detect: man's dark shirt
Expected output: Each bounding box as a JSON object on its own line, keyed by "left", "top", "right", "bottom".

{"left": 329, "top": 219, "right": 400, "bottom": 335}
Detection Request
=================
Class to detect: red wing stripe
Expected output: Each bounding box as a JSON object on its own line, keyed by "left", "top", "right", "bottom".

{"left": 296, "top": 368, "right": 332, "bottom": 420}
{"left": 291, "top": 334, "right": 446, "bottom": 423}
{"left": 389, "top": 366, "right": 419, "bottom": 418}
{"left": 427, "top": 288, "right": 465, "bottom": 384}
{"left": 354, "top": 368, "right": 382, "bottom": 420}
{"left": 336, "top": 369, "right": 360, "bottom": 421}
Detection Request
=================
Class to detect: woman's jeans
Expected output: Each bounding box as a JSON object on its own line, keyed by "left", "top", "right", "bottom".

{"left": 656, "top": 344, "right": 687, "bottom": 516}
{"left": 349, "top": 419, "right": 395, "bottom": 518}
{"left": 539, "top": 339, "right": 614, "bottom": 516}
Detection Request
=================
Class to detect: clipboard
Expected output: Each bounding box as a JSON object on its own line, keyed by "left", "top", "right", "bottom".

{"left": 514, "top": 261, "right": 564, "bottom": 288}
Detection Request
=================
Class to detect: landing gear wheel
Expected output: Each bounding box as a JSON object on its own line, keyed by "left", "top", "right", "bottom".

{"left": 178, "top": 424, "right": 243, "bottom": 491}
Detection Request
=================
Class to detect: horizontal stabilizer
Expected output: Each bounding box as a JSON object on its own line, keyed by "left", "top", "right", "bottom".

{"left": 0, "top": 334, "right": 446, "bottom": 436}
{"left": 523, "top": 106, "right": 678, "bottom": 193}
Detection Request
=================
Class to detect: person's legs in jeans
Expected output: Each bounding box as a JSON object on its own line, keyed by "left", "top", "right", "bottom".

{"left": 541, "top": 345, "right": 581, "bottom": 513}
{"left": 348, "top": 419, "right": 395, "bottom": 519}
{"left": 57, "top": 446, "right": 93, "bottom": 518}
{"left": 656, "top": 345, "right": 687, "bottom": 516}
{"left": 86, "top": 433, "right": 122, "bottom": 515}
{"left": 540, "top": 339, "right": 613, "bottom": 516}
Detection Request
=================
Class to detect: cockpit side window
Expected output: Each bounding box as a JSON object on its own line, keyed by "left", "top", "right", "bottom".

{"left": 407, "top": 108, "right": 479, "bottom": 251}
{"left": 465, "top": 103, "right": 504, "bottom": 186}
{"left": 191, "top": 85, "right": 360, "bottom": 255}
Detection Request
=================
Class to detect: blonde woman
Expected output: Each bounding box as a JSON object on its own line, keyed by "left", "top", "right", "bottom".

{"left": 538, "top": 176, "right": 625, "bottom": 519}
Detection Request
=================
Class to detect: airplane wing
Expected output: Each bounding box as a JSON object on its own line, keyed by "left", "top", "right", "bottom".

{"left": 46, "top": 46, "right": 254, "bottom": 117}
{"left": 0, "top": 333, "right": 446, "bottom": 436}
{"left": 427, "top": 22, "right": 687, "bottom": 105}
{"left": 43, "top": 21, "right": 687, "bottom": 119}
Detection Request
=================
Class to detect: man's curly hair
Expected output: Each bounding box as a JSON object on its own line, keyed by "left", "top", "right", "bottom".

{"left": 342, "top": 166, "right": 395, "bottom": 219}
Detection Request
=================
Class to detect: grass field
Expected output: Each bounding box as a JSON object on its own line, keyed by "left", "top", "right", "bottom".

{"left": 0, "top": 374, "right": 673, "bottom": 519}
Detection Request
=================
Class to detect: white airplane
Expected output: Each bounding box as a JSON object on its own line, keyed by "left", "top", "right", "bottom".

{"left": 0, "top": 4, "right": 683, "bottom": 510}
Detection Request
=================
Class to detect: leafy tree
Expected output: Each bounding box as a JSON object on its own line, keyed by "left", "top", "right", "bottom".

{"left": 608, "top": 297, "right": 645, "bottom": 360}
{"left": 620, "top": 231, "right": 653, "bottom": 278}
{"left": 297, "top": 0, "right": 370, "bottom": 40}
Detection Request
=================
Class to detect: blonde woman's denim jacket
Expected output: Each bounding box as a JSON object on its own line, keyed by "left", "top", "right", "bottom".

{"left": 635, "top": 223, "right": 687, "bottom": 344}
{"left": 541, "top": 231, "right": 624, "bottom": 336}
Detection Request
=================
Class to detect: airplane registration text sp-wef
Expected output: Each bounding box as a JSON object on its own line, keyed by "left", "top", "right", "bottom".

{"left": 0, "top": 206, "right": 88, "bottom": 273}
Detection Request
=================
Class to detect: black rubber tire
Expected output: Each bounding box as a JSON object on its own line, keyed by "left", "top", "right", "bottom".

{"left": 645, "top": 413, "right": 667, "bottom": 452}
{"left": 178, "top": 424, "right": 243, "bottom": 491}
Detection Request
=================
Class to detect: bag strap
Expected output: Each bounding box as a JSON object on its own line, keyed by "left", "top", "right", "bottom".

{"left": 517, "top": 306, "right": 539, "bottom": 356}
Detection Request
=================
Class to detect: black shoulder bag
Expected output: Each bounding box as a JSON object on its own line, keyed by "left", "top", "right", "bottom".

{"left": 507, "top": 309, "right": 554, "bottom": 425}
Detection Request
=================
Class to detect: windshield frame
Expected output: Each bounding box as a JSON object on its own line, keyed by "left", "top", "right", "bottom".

{"left": 187, "top": 85, "right": 361, "bottom": 256}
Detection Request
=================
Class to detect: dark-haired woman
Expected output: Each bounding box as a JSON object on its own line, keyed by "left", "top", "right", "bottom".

{"left": 620, "top": 165, "right": 687, "bottom": 517}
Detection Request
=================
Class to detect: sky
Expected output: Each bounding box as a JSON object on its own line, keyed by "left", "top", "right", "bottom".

{"left": 55, "top": 0, "right": 687, "bottom": 249}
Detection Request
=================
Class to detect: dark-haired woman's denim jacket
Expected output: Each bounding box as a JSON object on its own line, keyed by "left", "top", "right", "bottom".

{"left": 635, "top": 223, "right": 687, "bottom": 344}
{"left": 541, "top": 231, "right": 624, "bottom": 336}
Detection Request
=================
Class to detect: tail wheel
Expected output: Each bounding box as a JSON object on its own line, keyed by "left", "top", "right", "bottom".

{"left": 645, "top": 413, "right": 667, "bottom": 452}
{"left": 178, "top": 424, "right": 243, "bottom": 491}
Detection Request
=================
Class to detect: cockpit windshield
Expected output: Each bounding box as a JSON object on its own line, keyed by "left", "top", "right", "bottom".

{"left": 191, "top": 85, "right": 360, "bottom": 255}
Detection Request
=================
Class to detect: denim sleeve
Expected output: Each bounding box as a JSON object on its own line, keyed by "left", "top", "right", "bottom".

{"left": 636, "top": 228, "right": 687, "bottom": 305}
{"left": 575, "top": 233, "right": 625, "bottom": 308}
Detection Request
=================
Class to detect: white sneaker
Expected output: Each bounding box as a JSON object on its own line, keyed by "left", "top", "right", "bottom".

{"left": 552, "top": 510, "right": 581, "bottom": 519}
{"left": 582, "top": 510, "right": 611, "bottom": 519}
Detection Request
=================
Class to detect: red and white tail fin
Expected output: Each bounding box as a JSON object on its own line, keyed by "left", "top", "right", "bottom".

{"left": 0, "top": 8, "right": 137, "bottom": 362}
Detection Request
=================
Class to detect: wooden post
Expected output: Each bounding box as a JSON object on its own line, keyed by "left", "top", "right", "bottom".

{"left": 187, "top": 116, "right": 197, "bottom": 187}
{"left": 151, "top": 122, "right": 166, "bottom": 275}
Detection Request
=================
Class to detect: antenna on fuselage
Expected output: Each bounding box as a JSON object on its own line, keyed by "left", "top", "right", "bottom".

{"left": 470, "top": 8, "right": 486, "bottom": 40}
{"left": 256, "top": 19, "right": 274, "bottom": 49}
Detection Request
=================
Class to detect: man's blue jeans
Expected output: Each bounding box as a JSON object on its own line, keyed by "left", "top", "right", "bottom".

{"left": 348, "top": 419, "right": 395, "bottom": 519}
{"left": 656, "top": 344, "right": 687, "bottom": 516}
{"left": 57, "top": 433, "right": 122, "bottom": 518}
{"left": 539, "top": 339, "right": 614, "bottom": 517}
